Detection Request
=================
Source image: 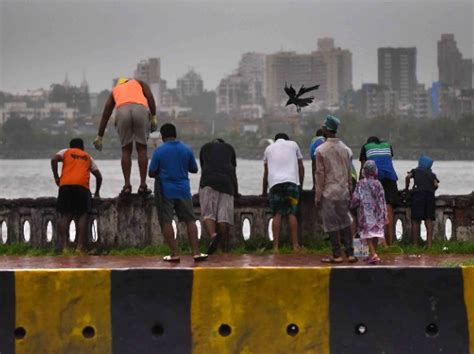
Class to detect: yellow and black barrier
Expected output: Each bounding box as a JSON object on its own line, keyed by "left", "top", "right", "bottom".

{"left": 0, "top": 267, "right": 473, "bottom": 354}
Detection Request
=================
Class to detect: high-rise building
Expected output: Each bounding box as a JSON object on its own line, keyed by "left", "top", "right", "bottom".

{"left": 360, "top": 83, "right": 398, "bottom": 119}
{"left": 413, "top": 84, "right": 431, "bottom": 119}
{"left": 378, "top": 47, "right": 417, "bottom": 105}
{"left": 176, "top": 69, "right": 204, "bottom": 102}
{"left": 265, "top": 38, "right": 352, "bottom": 108}
{"left": 438, "top": 34, "right": 472, "bottom": 89}
{"left": 216, "top": 53, "right": 266, "bottom": 117}
{"left": 134, "top": 58, "right": 161, "bottom": 103}
{"left": 238, "top": 52, "right": 265, "bottom": 82}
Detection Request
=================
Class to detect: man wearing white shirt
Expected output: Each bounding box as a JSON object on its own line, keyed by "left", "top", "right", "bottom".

{"left": 262, "top": 133, "right": 304, "bottom": 251}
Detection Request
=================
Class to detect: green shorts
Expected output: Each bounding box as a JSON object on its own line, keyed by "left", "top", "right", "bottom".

{"left": 269, "top": 182, "right": 300, "bottom": 216}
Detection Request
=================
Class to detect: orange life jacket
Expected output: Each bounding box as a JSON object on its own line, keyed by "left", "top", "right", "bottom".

{"left": 60, "top": 148, "right": 92, "bottom": 190}
{"left": 112, "top": 79, "right": 149, "bottom": 109}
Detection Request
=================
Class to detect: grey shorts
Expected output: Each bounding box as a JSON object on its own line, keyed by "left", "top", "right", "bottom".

{"left": 199, "top": 187, "right": 234, "bottom": 225}
{"left": 115, "top": 103, "right": 150, "bottom": 147}
{"left": 158, "top": 197, "right": 196, "bottom": 226}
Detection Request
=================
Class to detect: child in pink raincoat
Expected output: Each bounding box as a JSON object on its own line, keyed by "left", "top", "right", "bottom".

{"left": 350, "top": 160, "right": 388, "bottom": 264}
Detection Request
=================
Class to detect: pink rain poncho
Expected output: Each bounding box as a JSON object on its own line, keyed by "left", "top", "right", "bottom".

{"left": 350, "top": 160, "right": 388, "bottom": 240}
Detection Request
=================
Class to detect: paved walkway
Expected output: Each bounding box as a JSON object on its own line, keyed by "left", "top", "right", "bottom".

{"left": 0, "top": 254, "right": 472, "bottom": 269}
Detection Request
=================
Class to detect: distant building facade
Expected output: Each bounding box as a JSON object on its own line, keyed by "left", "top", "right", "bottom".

{"left": 360, "top": 83, "right": 398, "bottom": 119}
{"left": 176, "top": 69, "right": 204, "bottom": 102}
{"left": 134, "top": 58, "right": 161, "bottom": 103}
{"left": 216, "top": 52, "right": 266, "bottom": 118}
{"left": 265, "top": 38, "right": 352, "bottom": 108}
{"left": 438, "top": 34, "right": 472, "bottom": 90}
{"left": 378, "top": 47, "right": 417, "bottom": 105}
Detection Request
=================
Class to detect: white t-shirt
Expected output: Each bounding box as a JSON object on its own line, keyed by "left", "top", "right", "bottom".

{"left": 263, "top": 139, "right": 303, "bottom": 189}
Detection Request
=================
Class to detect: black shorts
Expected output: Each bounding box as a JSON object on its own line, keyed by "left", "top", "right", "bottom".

{"left": 57, "top": 185, "right": 92, "bottom": 215}
{"left": 380, "top": 178, "right": 399, "bottom": 206}
{"left": 411, "top": 191, "right": 436, "bottom": 221}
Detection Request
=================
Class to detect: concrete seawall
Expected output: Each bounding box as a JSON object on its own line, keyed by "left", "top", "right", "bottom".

{"left": 0, "top": 266, "right": 473, "bottom": 353}
{"left": 0, "top": 192, "right": 473, "bottom": 250}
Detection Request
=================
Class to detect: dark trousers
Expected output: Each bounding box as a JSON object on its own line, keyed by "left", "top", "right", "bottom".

{"left": 328, "top": 226, "right": 354, "bottom": 258}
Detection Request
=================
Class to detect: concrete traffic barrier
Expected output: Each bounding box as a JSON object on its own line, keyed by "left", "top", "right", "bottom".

{"left": 111, "top": 269, "right": 193, "bottom": 354}
{"left": 329, "top": 268, "right": 470, "bottom": 354}
{"left": 191, "top": 268, "right": 331, "bottom": 354}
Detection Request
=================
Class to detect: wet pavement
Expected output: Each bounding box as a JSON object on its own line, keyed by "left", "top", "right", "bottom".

{"left": 0, "top": 253, "right": 472, "bottom": 269}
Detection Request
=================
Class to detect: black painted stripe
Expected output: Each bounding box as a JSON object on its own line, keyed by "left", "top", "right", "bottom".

{"left": 330, "top": 267, "right": 469, "bottom": 354}
{"left": 0, "top": 271, "right": 15, "bottom": 354}
{"left": 111, "top": 269, "right": 193, "bottom": 354}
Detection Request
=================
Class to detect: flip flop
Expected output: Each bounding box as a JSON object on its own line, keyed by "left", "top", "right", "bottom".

{"left": 368, "top": 255, "right": 381, "bottom": 265}
{"left": 193, "top": 253, "right": 208, "bottom": 262}
{"left": 119, "top": 185, "right": 132, "bottom": 196}
{"left": 348, "top": 256, "right": 359, "bottom": 263}
{"left": 321, "top": 257, "right": 344, "bottom": 264}
{"left": 163, "top": 255, "right": 180, "bottom": 262}
{"left": 207, "top": 234, "right": 223, "bottom": 255}
{"left": 138, "top": 185, "right": 152, "bottom": 195}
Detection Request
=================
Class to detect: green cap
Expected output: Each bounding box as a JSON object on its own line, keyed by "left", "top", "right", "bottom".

{"left": 323, "top": 115, "right": 340, "bottom": 132}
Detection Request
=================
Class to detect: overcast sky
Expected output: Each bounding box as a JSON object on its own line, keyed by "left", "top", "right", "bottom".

{"left": 1, "top": 0, "right": 472, "bottom": 93}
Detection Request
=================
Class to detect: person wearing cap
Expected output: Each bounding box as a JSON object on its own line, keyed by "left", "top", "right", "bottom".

{"left": 405, "top": 155, "right": 439, "bottom": 247}
{"left": 315, "top": 115, "right": 357, "bottom": 263}
{"left": 94, "top": 77, "right": 158, "bottom": 195}
{"left": 51, "top": 138, "right": 102, "bottom": 253}
{"left": 359, "top": 136, "right": 398, "bottom": 245}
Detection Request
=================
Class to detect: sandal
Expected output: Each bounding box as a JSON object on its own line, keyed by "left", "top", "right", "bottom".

{"left": 163, "top": 255, "right": 180, "bottom": 262}
{"left": 348, "top": 256, "right": 359, "bottom": 263}
{"left": 368, "top": 255, "right": 381, "bottom": 265}
{"left": 119, "top": 185, "right": 132, "bottom": 196}
{"left": 138, "top": 185, "right": 152, "bottom": 195}
{"left": 193, "top": 253, "right": 208, "bottom": 262}
{"left": 321, "top": 257, "right": 344, "bottom": 264}
{"left": 207, "top": 234, "right": 222, "bottom": 255}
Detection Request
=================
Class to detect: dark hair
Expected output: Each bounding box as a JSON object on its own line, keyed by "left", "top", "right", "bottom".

{"left": 274, "top": 133, "right": 289, "bottom": 141}
{"left": 69, "top": 138, "right": 84, "bottom": 149}
{"left": 316, "top": 129, "right": 324, "bottom": 137}
{"left": 160, "top": 123, "right": 177, "bottom": 139}
{"left": 366, "top": 136, "right": 380, "bottom": 144}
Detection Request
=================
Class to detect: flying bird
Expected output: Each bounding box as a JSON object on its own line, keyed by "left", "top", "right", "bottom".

{"left": 284, "top": 83, "right": 320, "bottom": 112}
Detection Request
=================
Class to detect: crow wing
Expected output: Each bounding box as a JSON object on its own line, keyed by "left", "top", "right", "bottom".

{"left": 296, "top": 84, "right": 320, "bottom": 97}
{"left": 295, "top": 97, "right": 314, "bottom": 107}
{"left": 284, "top": 83, "right": 296, "bottom": 98}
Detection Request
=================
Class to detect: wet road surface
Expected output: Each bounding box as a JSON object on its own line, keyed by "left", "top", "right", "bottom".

{"left": 0, "top": 254, "right": 472, "bottom": 269}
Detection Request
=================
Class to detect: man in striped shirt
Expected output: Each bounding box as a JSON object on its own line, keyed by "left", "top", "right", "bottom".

{"left": 359, "top": 136, "right": 398, "bottom": 245}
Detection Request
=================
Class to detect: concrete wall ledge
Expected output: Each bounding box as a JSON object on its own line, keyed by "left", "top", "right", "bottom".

{"left": 0, "top": 192, "right": 473, "bottom": 249}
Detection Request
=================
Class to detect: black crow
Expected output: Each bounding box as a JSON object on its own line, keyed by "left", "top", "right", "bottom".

{"left": 284, "top": 83, "right": 320, "bottom": 112}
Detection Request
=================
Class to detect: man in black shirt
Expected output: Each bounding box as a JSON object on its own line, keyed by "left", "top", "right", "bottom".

{"left": 199, "top": 139, "right": 238, "bottom": 254}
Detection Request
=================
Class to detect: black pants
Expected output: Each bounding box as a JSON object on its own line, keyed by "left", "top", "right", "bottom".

{"left": 328, "top": 226, "right": 354, "bottom": 258}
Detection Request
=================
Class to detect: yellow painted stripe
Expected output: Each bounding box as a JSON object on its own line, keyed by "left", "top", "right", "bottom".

{"left": 463, "top": 266, "right": 474, "bottom": 354}
{"left": 192, "top": 267, "right": 330, "bottom": 354}
{"left": 15, "top": 270, "right": 111, "bottom": 354}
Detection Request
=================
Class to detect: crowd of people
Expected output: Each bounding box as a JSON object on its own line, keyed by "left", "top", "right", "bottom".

{"left": 50, "top": 78, "right": 440, "bottom": 263}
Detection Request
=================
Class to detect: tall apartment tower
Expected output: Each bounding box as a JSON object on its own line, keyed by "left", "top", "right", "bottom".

{"left": 134, "top": 58, "right": 161, "bottom": 103}
{"left": 265, "top": 38, "right": 352, "bottom": 108}
{"left": 438, "top": 34, "right": 473, "bottom": 89}
{"left": 378, "top": 47, "right": 417, "bottom": 105}
{"left": 176, "top": 69, "right": 204, "bottom": 102}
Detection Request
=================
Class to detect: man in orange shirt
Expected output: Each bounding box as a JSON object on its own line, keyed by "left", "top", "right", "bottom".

{"left": 51, "top": 138, "right": 102, "bottom": 253}
{"left": 94, "top": 77, "right": 157, "bottom": 195}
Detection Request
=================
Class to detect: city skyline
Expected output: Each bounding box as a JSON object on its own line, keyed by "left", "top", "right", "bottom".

{"left": 1, "top": 0, "right": 472, "bottom": 93}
